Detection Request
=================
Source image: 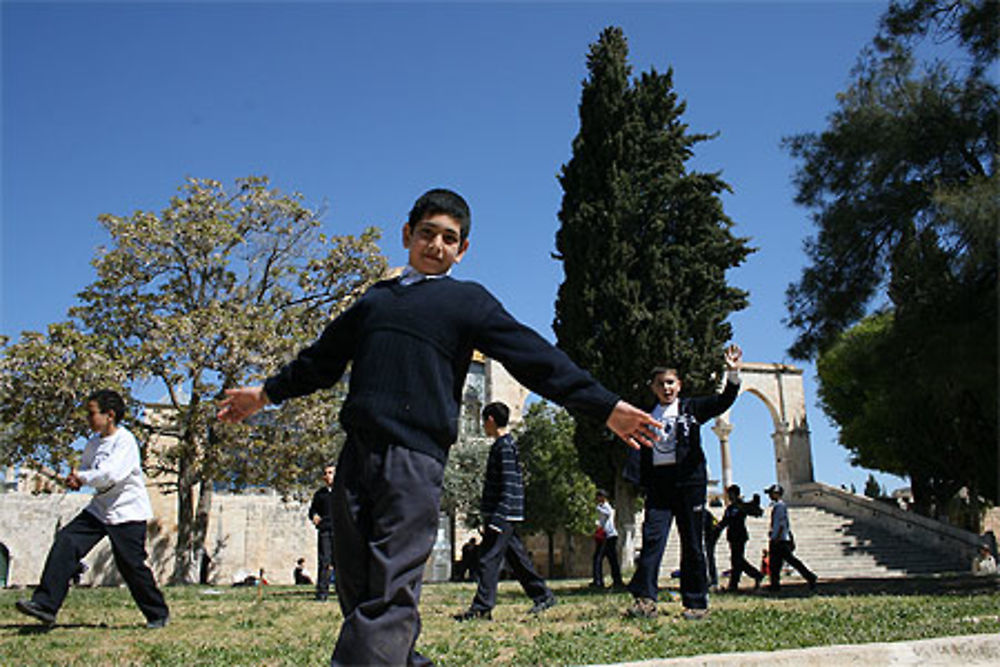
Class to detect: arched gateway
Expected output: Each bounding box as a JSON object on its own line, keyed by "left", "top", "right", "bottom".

{"left": 710, "top": 362, "right": 814, "bottom": 494}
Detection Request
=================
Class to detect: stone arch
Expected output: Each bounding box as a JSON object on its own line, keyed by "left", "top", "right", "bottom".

{"left": 711, "top": 362, "right": 814, "bottom": 494}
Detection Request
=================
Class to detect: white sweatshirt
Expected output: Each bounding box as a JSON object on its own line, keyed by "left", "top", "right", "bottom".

{"left": 75, "top": 426, "right": 153, "bottom": 524}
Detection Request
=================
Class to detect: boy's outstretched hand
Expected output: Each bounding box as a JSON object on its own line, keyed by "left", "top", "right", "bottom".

{"left": 217, "top": 386, "right": 269, "bottom": 423}
{"left": 724, "top": 343, "right": 743, "bottom": 370}
{"left": 606, "top": 400, "right": 663, "bottom": 450}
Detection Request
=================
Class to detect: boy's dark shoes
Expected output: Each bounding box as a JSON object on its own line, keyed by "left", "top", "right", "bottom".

{"left": 16, "top": 600, "right": 56, "bottom": 625}
{"left": 681, "top": 608, "right": 709, "bottom": 621}
{"left": 453, "top": 608, "right": 491, "bottom": 622}
{"left": 146, "top": 616, "right": 169, "bottom": 629}
{"left": 624, "top": 597, "right": 657, "bottom": 619}
{"left": 528, "top": 595, "right": 556, "bottom": 615}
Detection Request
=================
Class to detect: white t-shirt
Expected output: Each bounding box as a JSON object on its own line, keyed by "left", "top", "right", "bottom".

{"left": 596, "top": 500, "right": 618, "bottom": 538}
{"left": 75, "top": 426, "right": 153, "bottom": 524}
{"left": 650, "top": 401, "right": 680, "bottom": 465}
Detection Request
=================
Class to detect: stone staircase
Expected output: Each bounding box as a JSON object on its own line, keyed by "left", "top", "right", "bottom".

{"left": 655, "top": 504, "right": 971, "bottom": 583}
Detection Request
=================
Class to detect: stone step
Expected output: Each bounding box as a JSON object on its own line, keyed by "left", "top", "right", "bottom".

{"left": 649, "top": 503, "right": 968, "bottom": 581}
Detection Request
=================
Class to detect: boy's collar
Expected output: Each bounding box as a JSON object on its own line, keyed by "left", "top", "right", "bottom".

{"left": 399, "top": 264, "right": 451, "bottom": 286}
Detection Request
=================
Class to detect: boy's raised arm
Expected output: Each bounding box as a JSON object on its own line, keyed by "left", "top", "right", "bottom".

{"left": 606, "top": 400, "right": 662, "bottom": 450}
{"left": 217, "top": 386, "right": 269, "bottom": 423}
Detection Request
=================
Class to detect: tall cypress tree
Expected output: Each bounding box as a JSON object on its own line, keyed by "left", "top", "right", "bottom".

{"left": 554, "top": 27, "right": 752, "bottom": 491}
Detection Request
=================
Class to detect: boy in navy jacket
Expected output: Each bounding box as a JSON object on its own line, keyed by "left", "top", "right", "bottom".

{"left": 219, "top": 188, "right": 660, "bottom": 665}
{"left": 625, "top": 344, "right": 742, "bottom": 621}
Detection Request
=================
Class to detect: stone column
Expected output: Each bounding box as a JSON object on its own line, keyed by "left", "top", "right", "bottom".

{"left": 771, "top": 423, "right": 792, "bottom": 493}
{"left": 712, "top": 417, "right": 734, "bottom": 492}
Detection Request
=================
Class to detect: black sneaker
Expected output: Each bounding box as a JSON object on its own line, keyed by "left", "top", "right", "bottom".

{"left": 146, "top": 616, "right": 169, "bottom": 629}
{"left": 16, "top": 600, "right": 56, "bottom": 625}
{"left": 528, "top": 595, "right": 556, "bottom": 615}
{"left": 454, "top": 608, "right": 492, "bottom": 622}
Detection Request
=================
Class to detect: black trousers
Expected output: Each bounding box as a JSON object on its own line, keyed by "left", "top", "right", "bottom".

{"left": 316, "top": 529, "right": 334, "bottom": 599}
{"left": 330, "top": 432, "right": 444, "bottom": 667}
{"left": 726, "top": 539, "right": 762, "bottom": 590}
{"left": 470, "top": 522, "right": 551, "bottom": 612}
{"left": 768, "top": 539, "right": 815, "bottom": 589}
{"left": 592, "top": 535, "right": 623, "bottom": 587}
{"left": 627, "top": 479, "right": 709, "bottom": 609}
{"left": 32, "top": 510, "right": 168, "bottom": 622}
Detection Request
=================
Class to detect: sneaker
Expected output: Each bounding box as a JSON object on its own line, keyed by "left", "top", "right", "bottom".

{"left": 454, "top": 608, "right": 492, "bottom": 622}
{"left": 15, "top": 600, "right": 56, "bottom": 625}
{"left": 625, "top": 597, "right": 657, "bottom": 619}
{"left": 528, "top": 595, "right": 556, "bottom": 615}
{"left": 146, "top": 616, "right": 169, "bottom": 629}
{"left": 681, "top": 608, "right": 709, "bottom": 621}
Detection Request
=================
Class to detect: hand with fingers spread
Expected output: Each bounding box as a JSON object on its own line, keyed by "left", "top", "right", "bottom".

{"left": 606, "top": 400, "right": 663, "bottom": 450}
{"left": 217, "top": 386, "right": 269, "bottom": 423}
{"left": 724, "top": 344, "right": 743, "bottom": 371}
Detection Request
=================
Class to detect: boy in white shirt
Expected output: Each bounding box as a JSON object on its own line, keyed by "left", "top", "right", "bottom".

{"left": 16, "top": 390, "right": 169, "bottom": 628}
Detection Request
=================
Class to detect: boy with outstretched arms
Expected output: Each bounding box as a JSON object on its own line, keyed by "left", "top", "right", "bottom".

{"left": 624, "top": 344, "right": 743, "bottom": 621}
{"left": 218, "top": 188, "right": 659, "bottom": 665}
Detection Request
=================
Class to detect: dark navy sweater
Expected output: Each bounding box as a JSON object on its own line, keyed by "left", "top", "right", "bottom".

{"left": 480, "top": 433, "right": 525, "bottom": 525}
{"left": 264, "top": 277, "right": 619, "bottom": 463}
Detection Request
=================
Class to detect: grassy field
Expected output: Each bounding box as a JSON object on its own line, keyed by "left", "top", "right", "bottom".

{"left": 1, "top": 575, "right": 998, "bottom": 666}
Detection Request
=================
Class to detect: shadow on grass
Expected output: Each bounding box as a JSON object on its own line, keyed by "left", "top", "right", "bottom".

{"left": 711, "top": 573, "right": 1000, "bottom": 599}
{"left": 5, "top": 620, "right": 137, "bottom": 633}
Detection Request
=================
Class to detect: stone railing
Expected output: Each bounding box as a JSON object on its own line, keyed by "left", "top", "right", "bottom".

{"left": 790, "top": 481, "right": 985, "bottom": 568}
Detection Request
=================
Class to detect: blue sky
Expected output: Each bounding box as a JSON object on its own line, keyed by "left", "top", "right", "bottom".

{"left": 2, "top": 1, "right": 908, "bottom": 497}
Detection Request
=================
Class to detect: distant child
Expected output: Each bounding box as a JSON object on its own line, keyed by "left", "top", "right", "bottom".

{"left": 15, "top": 389, "right": 170, "bottom": 629}
{"left": 455, "top": 402, "right": 555, "bottom": 621}
{"left": 308, "top": 464, "right": 336, "bottom": 601}
{"left": 764, "top": 483, "right": 817, "bottom": 591}
{"left": 218, "top": 188, "right": 660, "bottom": 665}
{"left": 591, "top": 489, "right": 624, "bottom": 589}
{"left": 625, "top": 344, "right": 743, "bottom": 621}
{"left": 715, "top": 484, "right": 764, "bottom": 591}
{"left": 294, "top": 558, "right": 313, "bottom": 585}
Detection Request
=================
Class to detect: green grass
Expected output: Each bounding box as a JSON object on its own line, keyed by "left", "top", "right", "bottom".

{"left": 1, "top": 576, "right": 998, "bottom": 666}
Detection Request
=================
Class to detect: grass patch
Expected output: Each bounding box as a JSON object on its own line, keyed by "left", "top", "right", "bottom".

{"left": 1, "top": 576, "right": 998, "bottom": 665}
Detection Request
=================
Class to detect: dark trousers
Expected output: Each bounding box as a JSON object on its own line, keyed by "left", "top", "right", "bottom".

{"left": 768, "top": 539, "right": 815, "bottom": 589}
{"left": 32, "top": 510, "right": 168, "bottom": 622}
{"left": 331, "top": 433, "right": 444, "bottom": 667}
{"left": 592, "top": 535, "right": 623, "bottom": 587}
{"left": 704, "top": 527, "right": 719, "bottom": 587}
{"left": 471, "top": 523, "right": 551, "bottom": 612}
{"left": 316, "top": 529, "right": 334, "bottom": 599}
{"left": 627, "top": 482, "right": 708, "bottom": 610}
{"left": 726, "top": 539, "right": 762, "bottom": 590}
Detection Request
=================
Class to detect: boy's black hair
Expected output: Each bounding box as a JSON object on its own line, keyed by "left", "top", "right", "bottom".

{"left": 596, "top": 488, "right": 610, "bottom": 499}
{"left": 408, "top": 188, "right": 471, "bottom": 240}
{"left": 481, "top": 401, "right": 510, "bottom": 428}
{"left": 87, "top": 389, "right": 127, "bottom": 424}
{"left": 649, "top": 366, "right": 681, "bottom": 383}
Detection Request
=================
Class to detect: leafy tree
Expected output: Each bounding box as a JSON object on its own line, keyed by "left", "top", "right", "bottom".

{"left": 553, "top": 26, "right": 752, "bottom": 512}
{"left": 442, "top": 436, "right": 491, "bottom": 531}
{"left": 864, "top": 473, "right": 884, "bottom": 499}
{"left": 784, "top": 0, "right": 997, "bottom": 523}
{"left": 1, "top": 176, "right": 387, "bottom": 582}
{"left": 516, "top": 401, "right": 596, "bottom": 574}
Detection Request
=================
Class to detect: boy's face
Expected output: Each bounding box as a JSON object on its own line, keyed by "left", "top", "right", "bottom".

{"left": 323, "top": 466, "right": 335, "bottom": 485}
{"left": 85, "top": 400, "right": 115, "bottom": 435}
{"left": 402, "top": 213, "right": 468, "bottom": 276}
{"left": 650, "top": 371, "right": 682, "bottom": 405}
